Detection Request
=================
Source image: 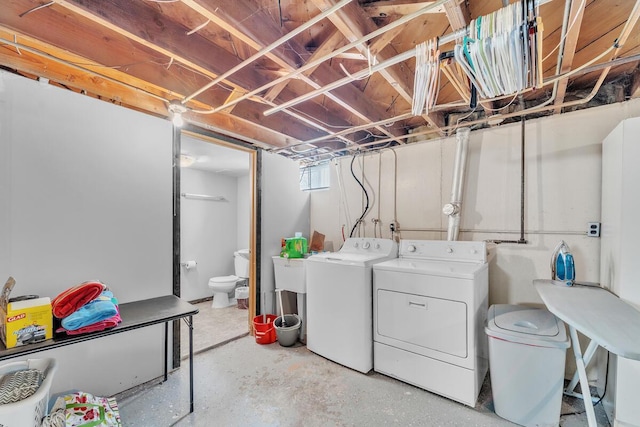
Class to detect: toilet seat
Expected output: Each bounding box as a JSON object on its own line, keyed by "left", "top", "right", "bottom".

{"left": 210, "top": 275, "right": 239, "bottom": 283}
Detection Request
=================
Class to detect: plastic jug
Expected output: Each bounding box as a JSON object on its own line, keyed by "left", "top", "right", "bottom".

{"left": 281, "top": 232, "right": 307, "bottom": 258}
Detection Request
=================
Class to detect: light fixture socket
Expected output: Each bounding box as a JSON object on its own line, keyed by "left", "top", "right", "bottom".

{"left": 168, "top": 100, "right": 188, "bottom": 127}
{"left": 168, "top": 100, "right": 187, "bottom": 115}
{"left": 179, "top": 154, "right": 196, "bottom": 167}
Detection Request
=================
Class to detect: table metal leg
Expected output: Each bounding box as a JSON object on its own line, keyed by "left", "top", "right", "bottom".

{"left": 164, "top": 322, "right": 168, "bottom": 382}
{"left": 569, "top": 326, "right": 597, "bottom": 427}
{"left": 188, "top": 315, "right": 194, "bottom": 413}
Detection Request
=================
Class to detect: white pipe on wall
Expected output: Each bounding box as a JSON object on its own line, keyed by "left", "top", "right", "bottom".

{"left": 443, "top": 127, "right": 470, "bottom": 241}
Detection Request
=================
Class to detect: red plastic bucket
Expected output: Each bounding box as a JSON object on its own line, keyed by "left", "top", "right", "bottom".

{"left": 253, "top": 314, "right": 277, "bottom": 345}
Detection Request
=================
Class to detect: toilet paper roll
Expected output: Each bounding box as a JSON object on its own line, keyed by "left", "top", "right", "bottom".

{"left": 183, "top": 260, "right": 197, "bottom": 270}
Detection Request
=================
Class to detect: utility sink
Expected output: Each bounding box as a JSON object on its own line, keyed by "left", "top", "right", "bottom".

{"left": 272, "top": 256, "right": 307, "bottom": 294}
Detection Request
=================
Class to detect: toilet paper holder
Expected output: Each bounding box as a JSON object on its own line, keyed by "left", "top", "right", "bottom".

{"left": 181, "top": 261, "right": 197, "bottom": 270}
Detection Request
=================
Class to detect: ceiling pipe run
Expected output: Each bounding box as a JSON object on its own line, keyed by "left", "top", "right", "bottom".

{"left": 285, "top": 0, "right": 640, "bottom": 157}
{"left": 181, "top": 0, "right": 353, "bottom": 104}
{"left": 194, "top": 0, "right": 451, "bottom": 116}
{"left": 443, "top": 127, "right": 470, "bottom": 241}
{"left": 276, "top": 0, "right": 576, "bottom": 154}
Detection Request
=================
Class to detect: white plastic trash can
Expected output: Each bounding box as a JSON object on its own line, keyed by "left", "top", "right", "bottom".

{"left": 235, "top": 286, "right": 249, "bottom": 309}
{"left": 485, "top": 304, "right": 570, "bottom": 427}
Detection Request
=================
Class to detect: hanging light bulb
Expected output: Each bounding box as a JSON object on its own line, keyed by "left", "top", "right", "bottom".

{"left": 172, "top": 112, "right": 184, "bottom": 127}
{"left": 168, "top": 100, "right": 188, "bottom": 127}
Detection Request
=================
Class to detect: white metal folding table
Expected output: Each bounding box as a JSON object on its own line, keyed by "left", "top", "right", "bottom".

{"left": 534, "top": 279, "right": 640, "bottom": 427}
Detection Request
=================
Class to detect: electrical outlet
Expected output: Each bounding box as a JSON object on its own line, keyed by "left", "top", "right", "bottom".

{"left": 587, "top": 222, "right": 601, "bottom": 237}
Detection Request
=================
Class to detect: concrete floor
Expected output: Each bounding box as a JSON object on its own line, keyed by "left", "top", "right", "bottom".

{"left": 180, "top": 300, "right": 250, "bottom": 359}
{"left": 119, "top": 336, "right": 610, "bottom": 427}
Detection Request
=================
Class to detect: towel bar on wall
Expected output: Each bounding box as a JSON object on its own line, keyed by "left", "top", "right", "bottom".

{"left": 180, "top": 193, "right": 227, "bottom": 202}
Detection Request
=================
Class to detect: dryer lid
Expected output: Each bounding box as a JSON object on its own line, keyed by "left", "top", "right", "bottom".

{"left": 307, "top": 251, "right": 394, "bottom": 267}
{"left": 374, "top": 258, "right": 486, "bottom": 279}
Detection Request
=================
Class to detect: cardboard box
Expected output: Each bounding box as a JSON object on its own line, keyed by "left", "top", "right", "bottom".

{"left": 0, "top": 277, "right": 53, "bottom": 348}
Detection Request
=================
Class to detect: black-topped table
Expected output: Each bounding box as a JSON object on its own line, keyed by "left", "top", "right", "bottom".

{"left": 0, "top": 295, "right": 199, "bottom": 413}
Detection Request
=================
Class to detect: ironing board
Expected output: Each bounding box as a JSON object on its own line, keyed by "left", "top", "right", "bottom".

{"left": 534, "top": 279, "right": 640, "bottom": 427}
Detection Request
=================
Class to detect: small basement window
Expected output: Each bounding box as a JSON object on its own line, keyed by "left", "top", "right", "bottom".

{"left": 300, "top": 162, "right": 330, "bottom": 191}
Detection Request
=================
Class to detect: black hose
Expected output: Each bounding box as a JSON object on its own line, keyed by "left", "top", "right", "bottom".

{"left": 349, "top": 152, "right": 370, "bottom": 238}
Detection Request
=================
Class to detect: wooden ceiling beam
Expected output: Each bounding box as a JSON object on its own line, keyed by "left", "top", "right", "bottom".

{"left": 361, "top": 1, "right": 445, "bottom": 18}
{"left": 181, "top": 0, "right": 406, "bottom": 141}
{"left": 443, "top": 0, "right": 470, "bottom": 32}
{"left": 310, "top": 0, "right": 429, "bottom": 138}
{"left": 0, "top": 4, "right": 326, "bottom": 144}
{"left": 368, "top": 25, "right": 405, "bottom": 58}
{"left": 427, "top": 0, "right": 471, "bottom": 130}
{"left": 0, "top": 36, "right": 299, "bottom": 147}
{"left": 553, "top": 0, "right": 586, "bottom": 114}
{"left": 37, "top": 0, "right": 336, "bottom": 143}
{"left": 52, "top": 0, "right": 267, "bottom": 98}
{"left": 264, "top": 30, "right": 346, "bottom": 103}
{"left": 310, "top": 0, "right": 413, "bottom": 101}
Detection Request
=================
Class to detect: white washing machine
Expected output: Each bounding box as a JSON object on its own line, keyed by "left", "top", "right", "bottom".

{"left": 373, "top": 239, "right": 490, "bottom": 407}
{"left": 306, "top": 238, "right": 398, "bottom": 373}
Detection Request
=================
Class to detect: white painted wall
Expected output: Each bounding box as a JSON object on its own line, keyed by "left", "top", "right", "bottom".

{"left": 0, "top": 70, "right": 172, "bottom": 395}
{"left": 180, "top": 168, "right": 239, "bottom": 301}
{"left": 311, "top": 98, "right": 640, "bottom": 383}
{"left": 260, "top": 151, "right": 310, "bottom": 314}
{"left": 312, "top": 99, "right": 640, "bottom": 306}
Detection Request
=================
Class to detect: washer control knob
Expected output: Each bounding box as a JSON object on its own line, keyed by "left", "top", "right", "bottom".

{"left": 470, "top": 249, "right": 477, "bottom": 254}
{"left": 353, "top": 242, "right": 359, "bottom": 248}
{"left": 375, "top": 243, "right": 381, "bottom": 249}
{"left": 407, "top": 245, "right": 417, "bottom": 253}
{"left": 362, "top": 242, "right": 371, "bottom": 249}
{"left": 446, "top": 247, "right": 453, "bottom": 253}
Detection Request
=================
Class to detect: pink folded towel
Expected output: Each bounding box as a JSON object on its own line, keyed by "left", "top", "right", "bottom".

{"left": 52, "top": 281, "right": 105, "bottom": 319}
{"left": 56, "top": 309, "right": 121, "bottom": 336}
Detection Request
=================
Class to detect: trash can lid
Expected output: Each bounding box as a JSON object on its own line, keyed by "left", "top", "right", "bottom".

{"left": 485, "top": 304, "right": 570, "bottom": 348}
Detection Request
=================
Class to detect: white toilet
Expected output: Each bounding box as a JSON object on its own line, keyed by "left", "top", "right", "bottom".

{"left": 208, "top": 249, "right": 250, "bottom": 308}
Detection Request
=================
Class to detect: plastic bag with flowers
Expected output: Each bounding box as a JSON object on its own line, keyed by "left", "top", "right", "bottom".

{"left": 41, "top": 391, "right": 121, "bottom": 427}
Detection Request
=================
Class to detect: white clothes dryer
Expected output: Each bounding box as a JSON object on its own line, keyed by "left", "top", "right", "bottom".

{"left": 306, "top": 238, "right": 398, "bottom": 373}
{"left": 373, "top": 239, "right": 491, "bottom": 407}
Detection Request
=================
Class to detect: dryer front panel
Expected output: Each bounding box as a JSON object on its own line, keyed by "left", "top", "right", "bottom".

{"left": 376, "top": 289, "right": 467, "bottom": 358}
{"left": 373, "top": 267, "right": 482, "bottom": 369}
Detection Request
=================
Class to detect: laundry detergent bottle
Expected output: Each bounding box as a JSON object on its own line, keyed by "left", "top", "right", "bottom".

{"left": 282, "top": 232, "right": 307, "bottom": 258}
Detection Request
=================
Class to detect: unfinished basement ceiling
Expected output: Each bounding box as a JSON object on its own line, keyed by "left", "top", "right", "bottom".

{"left": 1, "top": 0, "right": 639, "bottom": 164}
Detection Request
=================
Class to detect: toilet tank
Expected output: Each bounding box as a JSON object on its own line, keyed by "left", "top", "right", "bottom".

{"left": 234, "top": 249, "right": 250, "bottom": 278}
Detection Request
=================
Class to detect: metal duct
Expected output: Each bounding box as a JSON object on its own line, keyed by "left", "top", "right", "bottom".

{"left": 443, "top": 127, "right": 471, "bottom": 241}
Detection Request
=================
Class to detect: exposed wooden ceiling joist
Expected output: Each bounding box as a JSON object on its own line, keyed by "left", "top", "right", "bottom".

{"left": 361, "top": 1, "right": 446, "bottom": 18}
{"left": 0, "top": 0, "right": 638, "bottom": 162}
{"left": 179, "top": 0, "right": 406, "bottom": 145}
{"left": 0, "top": 27, "right": 301, "bottom": 148}
{"left": 553, "top": 0, "right": 586, "bottom": 114}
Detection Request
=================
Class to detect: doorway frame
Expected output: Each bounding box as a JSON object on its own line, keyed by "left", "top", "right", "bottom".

{"left": 172, "top": 126, "right": 259, "bottom": 368}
